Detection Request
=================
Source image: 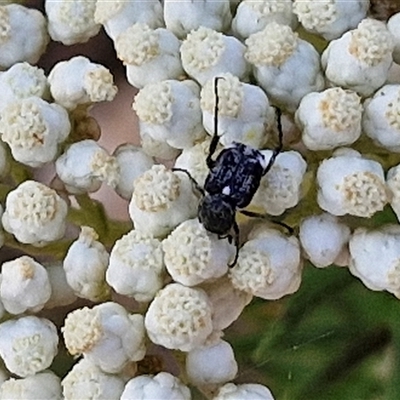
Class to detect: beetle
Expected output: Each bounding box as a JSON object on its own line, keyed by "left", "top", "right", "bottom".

{"left": 174, "top": 77, "right": 288, "bottom": 267}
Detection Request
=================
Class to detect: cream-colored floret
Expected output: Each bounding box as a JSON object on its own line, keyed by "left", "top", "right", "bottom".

{"left": 63, "top": 302, "right": 146, "bottom": 373}
{"left": 214, "top": 383, "right": 275, "bottom": 400}
{"left": 317, "top": 150, "right": 388, "bottom": 217}
{"left": 230, "top": 228, "right": 302, "bottom": 299}
{"left": 232, "top": 0, "right": 297, "bottom": 40}
{"left": 62, "top": 359, "right": 125, "bottom": 400}
{"left": 2, "top": 180, "right": 68, "bottom": 245}
{"left": 0, "top": 97, "right": 70, "bottom": 167}
{"left": 48, "top": 56, "right": 117, "bottom": 110}
{"left": 163, "top": 219, "right": 234, "bottom": 286}
{"left": 0, "top": 4, "right": 49, "bottom": 69}
{"left": 45, "top": 0, "right": 100, "bottom": 45}
{"left": 95, "top": 0, "right": 163, "bottom": 41}
{"left": 181, "top": 27, "right": 249, "bottom": 85}
{"left": 145, "top": 283, "right": 213, "bottom": 351}
{"left": 0, "top": 256, "right": 51, "bottom": 315}
{"left": 0, "top": 316, "right": 58, "bottom": 377}
{"left": 363, "top": 84, "right": 400, "bottom": 151}
{"left": 296, "top": 87, "right": 362, "bottom": 151}
{"left": 106, "top": 230, "right": 164, "bottom": 302}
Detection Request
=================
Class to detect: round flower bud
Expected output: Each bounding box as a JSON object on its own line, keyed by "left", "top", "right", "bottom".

{"left": 164, "top": 0, "right": 231, "bottom": 39}
{"left": 230, "top": 227, "right": 302, "bottom": 299}
{"left": 388, "top": 13, "right": 400, "bottom": 64}
{"left": 321, "top": 18, "right": 394, "bottom": 97}
{"left": 140, "top": 130, "right": 180, "bottom": 160}
{"left": 299, "top": 213, "right": 351, "bottom": 268}
{"left": 181, "top": 27, "right": 250, "bottom": 85}
{"left": 349, "top": 225, "right": 400, "bottom": 297}
{"left": 200, "top": 73, "right": 275, "bottom": 148}
{"left": 387, "top": 163, "right": 400, "bottom": 221}
{"left": 133, "top": 79, "right": 205, "bottom": 149}
{"left": 145, "top": 283, "right": 213, "bottom": 351}
{"left": 2, "top": 180, "right": 68, "bottom": 246}
{"left": 0, "top": 4, "right": 48, "bottom": 69}
{"left": 293, "top": 0, "right": 368, "bottom": 40}
{"left": 62, "top": 358, "right": 125, "bottom": 400}
{"left": 121, "top": 372, "right": 191, "bottom": 400}
{"left": 62, "top": 302, "right": 146, "bottom": 373}
{"left": 0, "top": 256, "right": 51, "bottom": 315}
{"left": 316, "top": 149, "right": 388, "bottom": 218}
{"left": 48, "top": 56, "right": 117, "bottom": 110}
{"left": 115, "top": 23, "right": 184, "bottom": 89}
{"left": 94, "top": 0, "right": 163, "bottom": 41}
{"left": 0, "top": 62, "right": 48, "bottom": 114}
{"left": 45, "top": 0, "right": 100, "bottom": 45}
{"left": 162, "top": 219, "right": 235, "bottom": 286}
{"left": 107, "top": 230, "right": 164, "bottom": 302}
{"left": 186, "top": 340, "right": 238, "bottom": 387}
{"left": 251, "top": 150, "right": 307, "bottom": 216}
{"left": 232, "top": 0, "right": 297, "bottom": 40}
{"left": 0, "top": 316, "right": 58, "bottom": 377}
{"left": 129, "top": 165, "right": 198, "bottom": 237}
{"left": 0, "top": 371, "right": 62, "bottom": 400}
{"left": 63, "top": 226, "right": 111, "bottom": 302}
{"left": 0, "top": 97, "right": 70, "bottom": 167}
{"left": 245, "top": 22, "right": 324, "bottom": 112}
{"left": 363, "top": 84, "right": 400, "bottom": 151}
{"left": 56, "top": 139, "right": 119, "bottom": 194}
{"left": 214, "top": 382, "right": 275, "bottom": 400}
{"left": 295, "top": 88, "right": 362, "bottom": 151}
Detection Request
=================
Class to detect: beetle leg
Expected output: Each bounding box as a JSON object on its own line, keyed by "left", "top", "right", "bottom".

{"left": 262, "top": 107, "right": 283, "bottom": 176}
{"left": 228, "top": 220, "right": 240, "bottom": 268}
{"left": 239, "top": 209, "right": 294, "bottom": 234}
{"left": 172, "top": 167, "right": 205, "bottom": 195}
{"left": 206, "top": 76, "right": 224, "bottom": 170}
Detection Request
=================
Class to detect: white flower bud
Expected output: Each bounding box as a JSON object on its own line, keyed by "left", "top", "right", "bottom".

{"left": 232, "top": 0, "right": 297, "bottom": 40}
{"left": 363, "top": 84, "right": 400, "bottom": 151}
{"left": 0, "top": 97, "right": 70, "bottom": 167}
{"left": 349, "top": 225, "right": 400, "bottom": 297}
{"left": 121, "top": 372, "right": 191, "bottom": 400}
{"left": 245, "top": 22, "right": 324, "bottom": 112}
{"left": 0, "top": 256, "right": 51, "bottom": 315}
{"left": 295, "top": 88, "right": 362, "bottom": 151}
{"left": 0, "top": 62, "right": 48, "bottom": 114}
{"left": 0, "top": 4, "right": 48, "bottom": 69}
{"left": 56, "top": 139, "right": 119, "bottom": 193}
{"left": 94, "top": 0, "right": 163, "bottom": 41}
{"left": 140, "top": 130, "right": 180, "bottom": 160}
{"left": 317, "top": 149, "right": 388, "bottom": 217}
{"left": 63, "top": 226, "right": 110, "bottom": 302}
{"left": 200, "top": 73, "right": 275, "bottom": 148}
{"left": 321, "top": 19, "right": 394, "bottom": 97}
{"left": 48, "top": 56, "right": 117, "bottom": 110}
{"left": 214, "top": 382, "right": 275, "bottom": 400}
{"left": 0, "top": 371, "right": 62, "bottom": 400}
{"left": 164, "top": 0, "right": 231, "bottom": 39}
{"left": 113, "top": 143, "right": 154, "bottom": 200}
{"left": 45, "top": 0, "right": 100, "bottom": 45}
{"left": 299, "top": 213, "right": 351, "bottom": 268}
{"left": 186, "top": 340, "right": 238, "bottom": 387}
{"left": 386, "top": 163, "right": 400, "bottom": 221}
{"left": 0, "top": 316, "right": 58, "bottom": 377}
{"left": 293, "top": 0, "right": 368, "bottom": 40}
{"left": 388, "top": 13, "right": 400, "bottom": 64}
{"left": 230, "top": 227, "right": 302, "bottom": 299}
{"left": 162, "top": 219, "right": 235, "bottom": 286}
{"left": 251, "top": 150, "right": 307, "bottom": 216}
{"left": 201, "top": 276, "right": 252, "bottom": 331}
{"left": 107, "top": 230, "right": 164, "bottom": 302}
{"left": 62, "top": 302, "right": 146, "bottom": 373}
{"left": 62, "top": 358, "right": 125, "bottom": 400}
{"left": 129, "top": 165, "right": 198, "bottom": 237}
{"left": 133, "top": 79, "right": 205, "bottom": 149}
{"left": 115, "top": 23, "right": 184, "bottom": 89}
{"left": 181, "top": 27, "right": 249, "bottom": 86}
{"left": 2, "top": 180, "right": 68, "bottom": 245}
{"left": 145, "top": 283, "right": 213, "bottom": 351}
{"left": 44, "top": 263, "right": 77, "bottom": 309}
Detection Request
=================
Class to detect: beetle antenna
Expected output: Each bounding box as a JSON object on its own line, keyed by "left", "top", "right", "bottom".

{"left": 262, "top": 107, "right": 283, "bottom": 176}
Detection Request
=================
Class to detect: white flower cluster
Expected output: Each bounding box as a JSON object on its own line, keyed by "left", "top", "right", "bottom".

{"left": 0, "top": 1, "right": 399, "bottom": 399}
